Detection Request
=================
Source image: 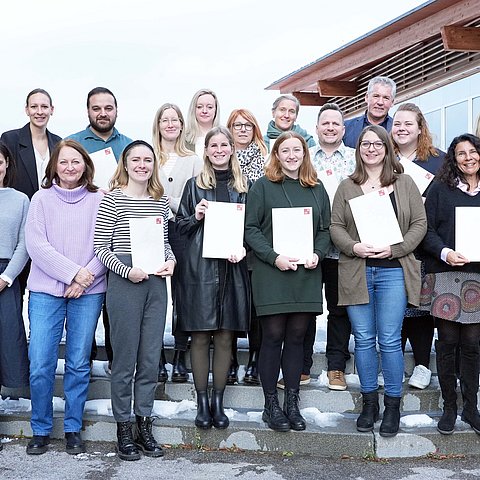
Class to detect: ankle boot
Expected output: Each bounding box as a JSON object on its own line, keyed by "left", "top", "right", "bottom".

{"left": 262, "top": 391, "right": 290, "bottom": 432}
{"left": 436, "top": 340, "right": 458, "bottom": 434}
{"left": 460, "top": 343, "right": 480, "bottom": 435}
{"left": 356, "top": 391, "right": 379, "bottom": 432}
{"left": 134, "top": 416, "right": 163, "bottom": 457}
{"left": 243, "top": 350, "right": 260, "bottom": 385}
{"left": 195, "top": 390, "right": 212, "bottom": 429}
{"left": 379, "top": 395, "right": 401, "bottom": 437}
{"left": 210, "top": 389, "right": 229, "bottom": 429}
{"left": 116, "top": 422, "right": 140, "bottom": 461}
{"left": 226, "top": 343, "right": 239, "bottom": 385}
{"left": 158, "top": 348, "right": 168, "bottom": 383}
{"left": 283, "top": 388, "right": 306, "bottom": 431}
{"left": 171, "top": 349, "right": 189, "bottom": 383}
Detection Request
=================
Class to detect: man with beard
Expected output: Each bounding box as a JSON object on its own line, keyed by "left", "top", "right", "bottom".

{"left": 68, "top": 87, "right": 132, "bottom": 161}
{"left": 67, "top": 87, "right": 132, "bottom": 373}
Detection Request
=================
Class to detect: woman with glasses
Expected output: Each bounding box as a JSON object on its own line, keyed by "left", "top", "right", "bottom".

{"left": 330, "top": 125, "right": 426, "bottom": 437}
{"left": 391, "top": 103, "right": 445, "bottom": 390}
{"left": 152, "top": 103, "right": 202, "bottom": 383}
{"left": 225, "top": 109, "right": 267, "bottom": 386}
{"left": 421, "top": 134, "right": 480, "bottom": 436}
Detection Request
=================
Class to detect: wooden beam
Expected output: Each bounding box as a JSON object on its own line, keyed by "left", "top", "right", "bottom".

{"left": 317, "top": 80, "right": 358, "bottom": 97}
{"left": 441, "top": 25, "right": 480, "bottom": 52}
{"left": 291, "top": 92, "right": 328, "bottom": 107}
{"left": 268, "top": 0, "right": 480, "bottom": 92}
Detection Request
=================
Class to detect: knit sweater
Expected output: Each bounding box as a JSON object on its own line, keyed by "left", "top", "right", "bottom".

{"left": 422, "top": 180, "right": 480, "bottom": 274}
{"left": 25, "top": 184, "right": 107, "bottom": 297}
{"left": 94, "top": 188, "right": 175, "bottom": 279}
{"left": 0, "top": 188, "right": 30, "bottom": 282}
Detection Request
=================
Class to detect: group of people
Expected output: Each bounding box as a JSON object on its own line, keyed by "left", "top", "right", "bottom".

{"left": 0, "top": 76, "right": 479, "bottom": 460}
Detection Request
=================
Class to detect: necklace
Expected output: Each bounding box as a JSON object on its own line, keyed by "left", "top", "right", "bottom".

{"left": 402, "top": 149, "right": 417, "bottom": 160}
{"left": 365, "top": 176, "right": 381, "bottom": 189}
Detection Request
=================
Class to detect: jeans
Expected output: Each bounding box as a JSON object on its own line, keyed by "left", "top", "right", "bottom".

{"left": 346, "top": 267, "right": 406, "bottom": 397}
{"left": 28, "top": 291, "right": 104, "bottom": 435}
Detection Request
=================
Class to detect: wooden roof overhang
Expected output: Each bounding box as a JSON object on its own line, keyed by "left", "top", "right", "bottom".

{"left": 266, "top": 0, "right": 480, "bottom": 117}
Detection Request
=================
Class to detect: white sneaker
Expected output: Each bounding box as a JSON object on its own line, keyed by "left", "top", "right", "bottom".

{"left": 408, "top": 365, "right": 432, "bottom": 389}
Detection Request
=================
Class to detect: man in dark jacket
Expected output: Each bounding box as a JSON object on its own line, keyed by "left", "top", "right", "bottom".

{"left": 343, "top": 76, "right": 396, "bottom": 148}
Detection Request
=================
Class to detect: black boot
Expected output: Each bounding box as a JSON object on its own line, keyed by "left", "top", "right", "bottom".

{"left": 283, "top": 388, "right": 306, "bottom": 431}
{"left": 211, "top": 389, "right": 229, "bottom": 429}
{"left": 436, "top": 340, "right": 458, "bottom": 435}
{"left": 116, "top": 422, "right": 140, "bottom": 461}
{"left": 195, "top": 390, "right": 213, "bottom": 429}
{"left": 171, "top": 349, "right": 189, "bottom": 383}
{"left": 158, "top": 348, "right": 168, "bottom": 383}
{"left": 226, "top": 342, "right": 239, "bottom": 385}
{"left": 356, "top": 391, "right": 380, "bottom": 432}
{"left": 460, "top": 343, "right": 480, "bottom": 435}
{"left": 243, "top": 350, "right": 260, "bottom": 386}
{"left": 262, "top": 391, "right": 290, "bottom": 432}
{"left": 134, "top": 416, "right": 163, "bottom": 457}
{"left": 379, "top": 395, "right": 401, "bottom": 437}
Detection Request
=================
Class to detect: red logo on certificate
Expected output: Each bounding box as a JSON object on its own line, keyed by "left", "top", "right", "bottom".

{"left": 426, "top": 173, "right": 432, "bottom": 179}
{"left": 156, "top": 217, "right": 162, "bottom": 224}
{"left": 304, "top": 208, "right": 311, "bottom": 215}
{"left": 326, "top": 169, "right": 333, "bottom": 176}
{"left": 105, "top": 148, "right": 112, "bottom": 155}
{"left": 237, "top": 204, "right": 243, "bottom": 211}
{"left": 378, "top": 189, "right": 385, "bottom": 196}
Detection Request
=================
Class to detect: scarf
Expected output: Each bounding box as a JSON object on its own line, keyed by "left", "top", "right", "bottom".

{"left": 236, "top": 142, "right": 265, "bottom": 181}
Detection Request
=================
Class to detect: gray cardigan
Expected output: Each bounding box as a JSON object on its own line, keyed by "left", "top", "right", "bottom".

{"left": 330, "top": 174, "right": 427, "bottom": 307}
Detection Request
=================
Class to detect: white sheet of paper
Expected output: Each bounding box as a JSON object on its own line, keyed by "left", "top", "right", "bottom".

{"left": 272, "top": 207, "right": 313, "bottom": 264}
{"left": 129, "top": 217, "right": 165, "bottom": 274}
{"left": 399, "top": 157, "right": 435, "bottom": 194}
{"left": 456, "top": 207, "right": 480, "bottom": 261}
{"left": 348, "top": 188, "right": 404, "bottom": 248}
{"left": 90, "top": 147, "right": 118, "bottom": 190}
{"left": 317, "top": 168, "right": 339, "bottom": 206}
{"left": 202, "top": 201, "right": 245, "bottom": 259}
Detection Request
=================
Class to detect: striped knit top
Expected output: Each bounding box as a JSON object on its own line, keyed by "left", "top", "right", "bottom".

{"left": 94, "top": 188, "right": 175, "bottom": 279}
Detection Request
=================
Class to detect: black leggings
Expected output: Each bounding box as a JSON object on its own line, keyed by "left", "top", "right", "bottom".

{"left": 401, "top": 315, "right": 434, "bottom": 367}
{"left": 190, "top": 330, "right": 233, "bottom": 391}
{"left": 436, "top": 318, "right": 480, "bottom": 345}
{"left": 258, "top": 313, "right": 313, "bottom": 392}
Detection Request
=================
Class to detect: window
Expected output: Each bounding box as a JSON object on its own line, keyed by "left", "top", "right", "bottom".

{"left": 445, "top": 101, "right": 468, "bottom": 148}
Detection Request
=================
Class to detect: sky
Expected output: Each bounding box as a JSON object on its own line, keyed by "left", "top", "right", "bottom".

{"left": 2, "top": 0, "right": 427, "bottom": 142}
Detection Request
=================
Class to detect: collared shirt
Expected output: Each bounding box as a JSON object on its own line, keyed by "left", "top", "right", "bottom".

{"left": 67, "top": 126, "right": 132, "bottom": 161}
{"left": 310, "top": 142, "right": 356, "bottom": 259}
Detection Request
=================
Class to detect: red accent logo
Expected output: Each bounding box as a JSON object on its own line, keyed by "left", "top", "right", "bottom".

{"left": 105, "top": 148, "right": 112, "bottom": 155}
{"left": 156, "top": 217, "right": 162, "bottom": 224}
{"left": 326, "top": 169, "right": 333, "bottom": 176}
{"left": 304, "top": 208, "right": 311, "bottom": 215}
{"left": 237, "top": 204, "right": 243, "bottom": 211}
{"left": 426, "top": 173, "right": 432, "bottom": 179}
{"left": 378, "top": 189, "right": 385, "bottom": 196}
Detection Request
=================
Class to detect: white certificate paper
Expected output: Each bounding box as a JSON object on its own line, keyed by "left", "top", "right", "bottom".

{"left": 90, "top": 147, "right": 118, "bottom": 190}
{"left": 348, "top": 188, "right": 404, "bottom": 248}
{"left": 272, "top": 207, "right": 313, "bottom": 264}
{"left": 129, "top": 217, "right": 165, "bottom": 273}
{"left": 399, "top": 157, "right": 435, "bottom": 194}
{"left": 202, "top": 201, "right": 245, "bottom": 259}
{"left": 456, "top": 207, "right": 480, "bottom": 261}
{"left": 317, "top": 168, "right": 339, "bottom": 206}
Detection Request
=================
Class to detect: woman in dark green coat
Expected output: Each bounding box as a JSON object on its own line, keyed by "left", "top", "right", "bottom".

{"left": 245, "top": 131, "right": 331, "bottom": 432}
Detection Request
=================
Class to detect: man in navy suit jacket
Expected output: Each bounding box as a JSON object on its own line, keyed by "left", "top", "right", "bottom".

{"left": 343, "top": 76, "right": 396, "bottom": 148}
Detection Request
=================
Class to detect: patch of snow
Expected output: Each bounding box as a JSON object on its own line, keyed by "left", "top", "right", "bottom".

{"left": 400, "top": 414, "right": 437, "bottom": 428}
{"left": 301, "top": 407, "right": 343, "bottom": 427}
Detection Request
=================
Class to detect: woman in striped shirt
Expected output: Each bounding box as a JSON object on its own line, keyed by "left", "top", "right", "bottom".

{"left": 94, "top": 140, "right": 175, "bottom": 461}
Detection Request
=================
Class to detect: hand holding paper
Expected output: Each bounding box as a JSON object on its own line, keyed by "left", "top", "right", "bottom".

{"left": 446, "top": 251, "right": 470, "bottom": 267}
{"left": 128, "top": 267, "right": 149, "bottom": 283}
{"left": 195, "top": 199, "right": 209, "bottom": 220}
{"left": 228, "top": 247, "right": 247, "bottom": 264}
{"left": 155, "top": 259, "right": 176, "bottom": 277}
{"left": 274, "top": 255, "right": 299, "bottom": 271}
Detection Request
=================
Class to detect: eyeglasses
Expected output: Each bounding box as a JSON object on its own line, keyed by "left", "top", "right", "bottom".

{"left": 360, "top": 141, "right": 385, "bottom": 150}
{"left": 232, "top": 122, "right": 253, "bottom": 131}
{"left": 160, "top": 118, "right": 180, "bottom": 126}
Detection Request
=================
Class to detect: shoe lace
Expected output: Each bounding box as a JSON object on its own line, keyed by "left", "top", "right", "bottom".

{"left": 331, "top": 371, "right": 344, "bottom": 381}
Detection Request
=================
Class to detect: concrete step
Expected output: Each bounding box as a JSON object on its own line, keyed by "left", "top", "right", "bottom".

{"left": 1, "top": 408, "right": 480, "bottom": 459}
